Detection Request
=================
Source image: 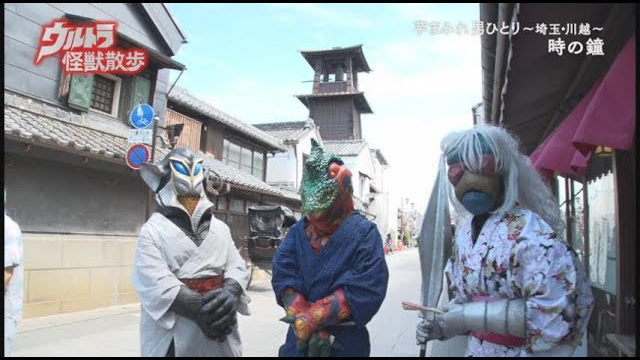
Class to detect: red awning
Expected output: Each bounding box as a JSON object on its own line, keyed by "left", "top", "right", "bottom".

{"left": 530, "top": 35, "right": 636, "bottom": 176}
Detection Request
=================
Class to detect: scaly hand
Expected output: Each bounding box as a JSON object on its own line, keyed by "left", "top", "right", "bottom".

{"left": 307, "top": 330, "right": 332, "bottom": 357}
{"left": 280, "top": 288, "right": 351, "bottom": 351}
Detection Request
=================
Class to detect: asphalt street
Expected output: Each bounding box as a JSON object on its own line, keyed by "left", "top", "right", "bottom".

{"left": 11, "top": 248, "right": 435, "bottom": 357}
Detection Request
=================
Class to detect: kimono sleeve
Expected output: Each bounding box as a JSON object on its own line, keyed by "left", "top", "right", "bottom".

{"left": 4, "top": 216, "right": 23, "bottom": 269}
{"left": 271, "top": 225, "right": 305, "bottom": 307}
{"left": 509, "top": 212, "right": 594, "bottom": 353}
{"left": 333, "top": 222, "right": 389, "bottom": 327}
{"left": 131, "top": 223, "right": 183, "bottom": 329}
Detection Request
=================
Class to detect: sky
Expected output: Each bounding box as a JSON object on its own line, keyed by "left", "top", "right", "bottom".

{"left": 165, "top": 3, "right": 482, "bottom": 211}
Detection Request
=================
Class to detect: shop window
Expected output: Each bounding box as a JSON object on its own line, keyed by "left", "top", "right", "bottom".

{"left": 230, "top": 198, "right": 245, "bottom": 214}
{"left": 587, "top": 160, "right": 617, "bottom": 295}
{"left": 570, "top": 180, "right": 585, "bottom": 258}
{"left": 556, "top": 176, "right": 569, "bottom": 242}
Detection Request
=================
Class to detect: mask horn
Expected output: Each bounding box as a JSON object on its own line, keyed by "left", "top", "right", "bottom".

{"left": 203, "top": 167, "right": 224, "bottom": 196}
{"left": 140, "top": 162, "right": 168, "bottom": 192}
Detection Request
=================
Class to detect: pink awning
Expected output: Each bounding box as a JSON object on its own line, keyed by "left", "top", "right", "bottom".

{"left": 573, "top": 35, "right": 636, "bottom": 154}
{"left": 530, "top": 35, "right": 636, "bottom": 176}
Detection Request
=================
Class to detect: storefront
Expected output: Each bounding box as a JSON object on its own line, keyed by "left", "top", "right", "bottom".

{"left": 479, "top": 3, "right": 636, "bottom": 356}
{"left": 528, "top": 35, "right": 636, "bottom": 357}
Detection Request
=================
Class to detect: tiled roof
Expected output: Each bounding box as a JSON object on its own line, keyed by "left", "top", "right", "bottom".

{"left": 324, "top": 139, "right": 368, "bottom": 156}
{"left": 167, "top": 86, "right": 286, "bottom": 152}
{"left": 295, "top": 91, "right": 373, "bottom": 114}
{"left": 201, "top": 155, "right": 283, "bottom": 196}
{"left": 3, "top": 90, "right": 173, "bottom": 162}
{"left": 3, "top": 90, "right": 291, "bottom": 197}
{"left": 273, "top": 186, "right": 301, "bottom": 202}
{"left": 253, "top": 119, "right": 315, "bottom": 143}
{"left": 299, "top": 44, "right": 371, "bottom": 72}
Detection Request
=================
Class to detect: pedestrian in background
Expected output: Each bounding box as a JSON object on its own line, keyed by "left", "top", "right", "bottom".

{"left": 4, "top": 191, "right": 24, "bottom": 357}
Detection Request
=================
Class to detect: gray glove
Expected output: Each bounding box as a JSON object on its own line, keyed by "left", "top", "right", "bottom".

{"left": 170, "top": 286, "right": 225, "bottom": 340}
{"left": 200, "top": 278, "right": 244, "bottom": 342}
{"left": 416, "top": 304, "right": 463, "bottom": 344}
{"left": 416, "top": 299, "right": 527, "bottom": 344}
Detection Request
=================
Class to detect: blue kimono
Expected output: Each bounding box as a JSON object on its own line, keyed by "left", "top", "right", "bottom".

{"left": 272, "top": 211, "right": 389, "bottom": 357}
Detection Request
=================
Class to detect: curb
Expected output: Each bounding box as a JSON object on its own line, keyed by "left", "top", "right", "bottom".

{"left": 17, "top": 303, "right": 141, "bottom": 334}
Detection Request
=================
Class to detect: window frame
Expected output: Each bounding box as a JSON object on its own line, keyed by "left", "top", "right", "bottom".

{"left": 252, "top": 150, "right": 264, "bottom": 179}
{"left": 88, "top": 73, "right": 122, "bottom": 118}
{"left": 229, "top": 198, "right": 245, "bottom": 214}
{"left": 223, "top": 137, "right": 266, "bottom": 178}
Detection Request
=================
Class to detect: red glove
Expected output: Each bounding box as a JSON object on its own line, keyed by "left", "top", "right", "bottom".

{"left": 281, "top": 288, "right": 311, "bottom": 317}
{"left": 280, "top": 288, "right": 351, "bottom": 350}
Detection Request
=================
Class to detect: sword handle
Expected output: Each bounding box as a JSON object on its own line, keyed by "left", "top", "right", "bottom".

{"left": 401, "top": 301, "right": 444, "bottom": 314}
{"left": 419, "top": 344, "right": 426, "bottom": 357}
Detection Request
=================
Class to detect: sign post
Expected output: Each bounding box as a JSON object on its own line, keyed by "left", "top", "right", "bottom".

{"left": 128, "top": 128, "right": 154, "bottom": 144}
{"left": 126, "top": 103, "right": 156, "bottom": 220}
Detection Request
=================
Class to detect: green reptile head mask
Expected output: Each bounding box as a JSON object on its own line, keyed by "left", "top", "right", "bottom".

{"left": 300, "top": 139, "right": 351, "bottom": 214}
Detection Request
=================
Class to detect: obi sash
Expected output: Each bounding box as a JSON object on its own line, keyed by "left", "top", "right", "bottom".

{"left": 179, "top": 273, "right": 225, "bottom": 294}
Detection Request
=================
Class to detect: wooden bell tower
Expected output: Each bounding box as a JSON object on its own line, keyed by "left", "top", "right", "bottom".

{"left": 296, "top": 45, "right": 373, "bottom": 141}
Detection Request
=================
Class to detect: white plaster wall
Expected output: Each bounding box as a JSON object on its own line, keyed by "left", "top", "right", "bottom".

{"left": 265, "top": 146, "right": 296, "bottom": 187}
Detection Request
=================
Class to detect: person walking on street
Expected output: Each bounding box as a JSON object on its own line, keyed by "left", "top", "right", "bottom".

{"left": 4, "top": 195, "right": 24, "bottom": 357}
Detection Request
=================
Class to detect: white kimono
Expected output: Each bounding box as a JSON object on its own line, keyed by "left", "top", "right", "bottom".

{"left": 132, "top": 185, "right": 251, "bottom": 357}
{"left": 445, "top": 207, "right": 594, "bottom": 357}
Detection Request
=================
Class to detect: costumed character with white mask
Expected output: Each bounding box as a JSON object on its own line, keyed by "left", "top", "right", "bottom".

{"left": 132, "top": 148, "right": 250, "bottom": 357}
{"left": 415, "top": 124, "right": 594, "bottom": 357}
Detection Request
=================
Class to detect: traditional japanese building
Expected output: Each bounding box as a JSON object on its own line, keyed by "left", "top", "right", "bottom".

{"left": 4, "top": 3, "right": 186, "bottom": 318}
{"left": 295, "top": 45, "right": 373, "bottom": 141}
{"left": 288, "top": 44, "right": 396, "bottom": 242}
{"left": 479, "top": 3, "right": 635, "bottom": 356}
{"left": 165, "top": 86, "right": 299, "bottom": 252}
{"left": 253, "top": 119, "right": 320, "bottom": 217}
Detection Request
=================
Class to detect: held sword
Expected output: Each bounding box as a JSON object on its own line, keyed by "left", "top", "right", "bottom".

{"left": 403, "top": 156, "right": 452, "bottom": 357}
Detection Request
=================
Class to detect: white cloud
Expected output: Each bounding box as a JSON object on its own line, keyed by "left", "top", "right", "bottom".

{"left": 355, "top": 34, "right": 482, "bottom": 210}
{"left": 170, "top": 3, "right": 482, "bottom": 211}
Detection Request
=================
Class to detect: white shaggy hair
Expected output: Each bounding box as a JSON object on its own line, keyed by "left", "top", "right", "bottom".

{"left": 440, "top": 124, "right": 565, "bottom": 238}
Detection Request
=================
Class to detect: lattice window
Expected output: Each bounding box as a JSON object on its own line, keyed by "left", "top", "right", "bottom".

{"left": 90, "top": 75, "right": 117, "bottom": 114}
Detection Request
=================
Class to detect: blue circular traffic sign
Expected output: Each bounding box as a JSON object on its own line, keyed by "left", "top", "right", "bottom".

{"left": 126, "top": 144, "right": 150, "bottom": 170}
{"left": 130, "top": 103, "right": 155, "bottom": 129}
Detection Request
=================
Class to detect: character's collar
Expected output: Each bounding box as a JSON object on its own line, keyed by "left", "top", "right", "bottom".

{"left": 156, "top": 182, "right": 214, "bottom": 224}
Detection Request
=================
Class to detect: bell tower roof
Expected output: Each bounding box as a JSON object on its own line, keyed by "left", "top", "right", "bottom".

{"left": 299, "top": 44, "right": 371, "bottom": 73}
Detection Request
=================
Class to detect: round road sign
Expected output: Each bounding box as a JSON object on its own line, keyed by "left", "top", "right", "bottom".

{"left": 130, "top": 103, "right": 155, "bottom": 129}
{"left": 126, "top": 144, "right": 150, "bottom": 170}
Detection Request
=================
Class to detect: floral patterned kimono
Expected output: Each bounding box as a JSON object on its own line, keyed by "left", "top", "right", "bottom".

{"left": 445, "top": 207, "right": 594, "bottom": 357}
